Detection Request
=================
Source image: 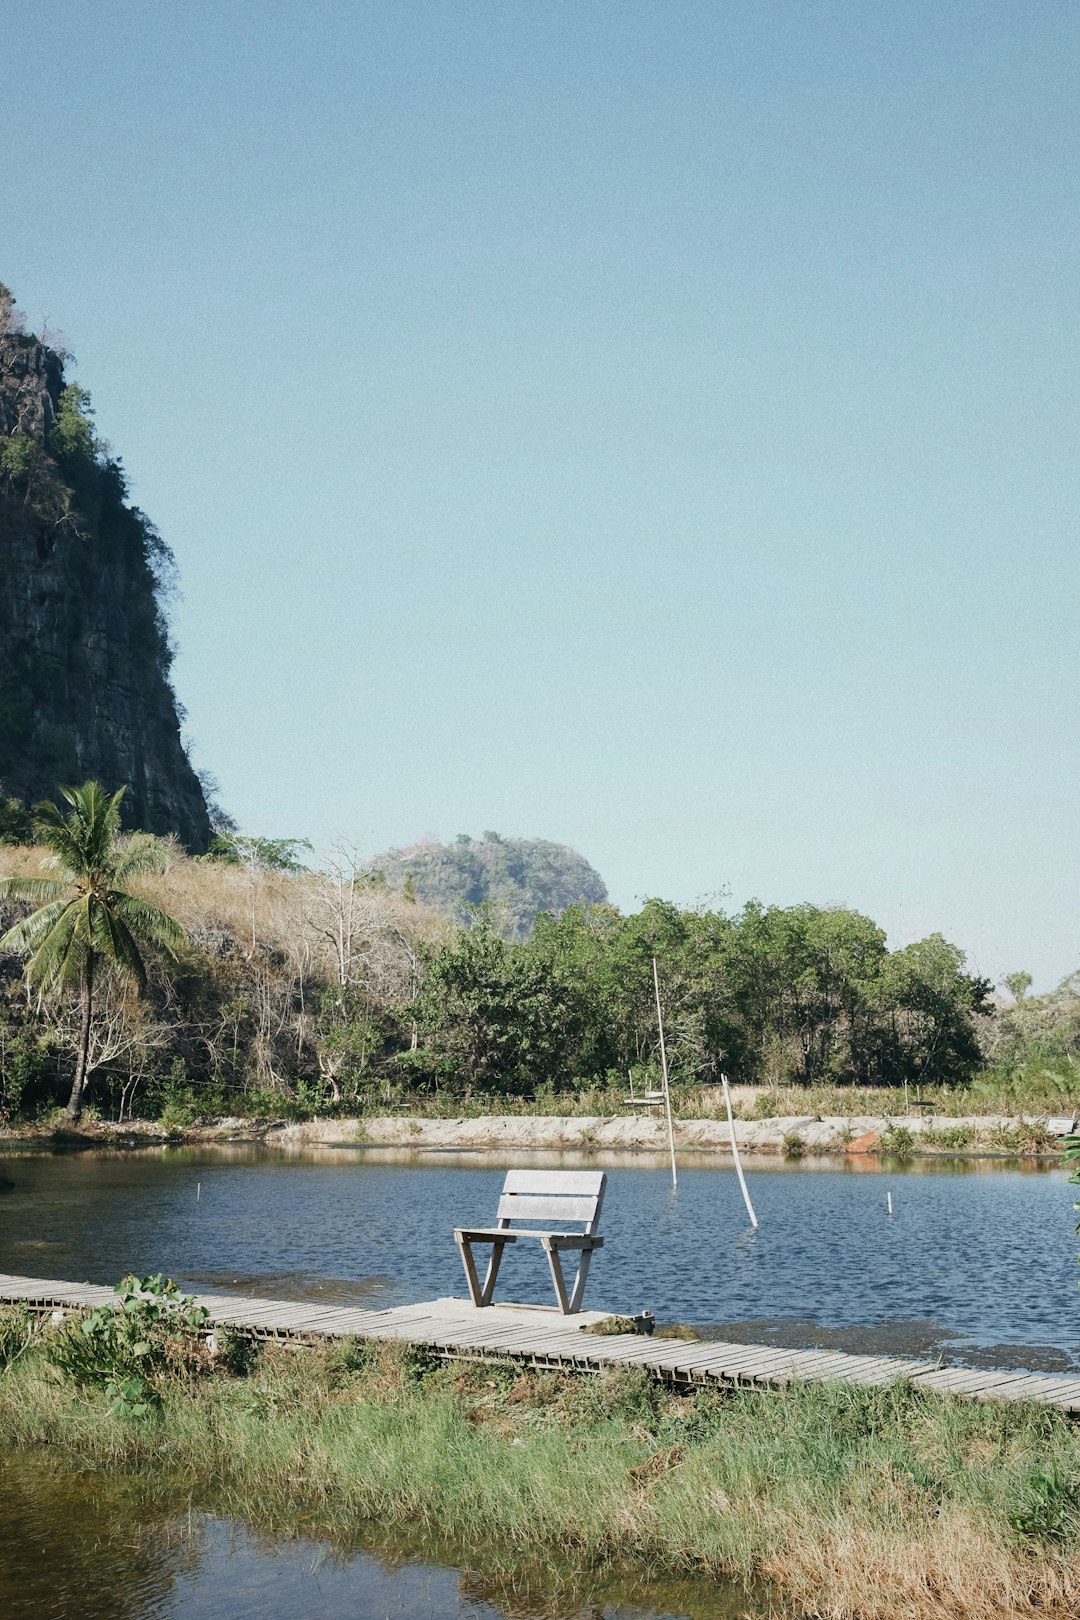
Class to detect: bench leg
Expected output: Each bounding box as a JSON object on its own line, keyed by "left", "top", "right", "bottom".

{"left": 567, "top": 1247, "right": 594, "bottom": 1315}
{"left": 456, "top": 1235, "right": 508, "bottom": 1308}
{"left": 541, "top": 1243, "right": 595, "bottom": 1315}
{"left": 543, "top": 1243, "right": 572, "bottom": 1314}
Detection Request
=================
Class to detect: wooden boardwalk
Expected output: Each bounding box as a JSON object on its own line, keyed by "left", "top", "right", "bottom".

{"left": 2, "top": 1272, "right": 1078, "bottom": 1411}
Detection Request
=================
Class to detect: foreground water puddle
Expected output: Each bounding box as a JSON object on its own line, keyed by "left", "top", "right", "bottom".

{"left": 0, "top": 1452, "right": 768, "bottom": 1620}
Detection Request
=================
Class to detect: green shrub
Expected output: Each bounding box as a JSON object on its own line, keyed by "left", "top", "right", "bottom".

{"left": 879, "top": 1123, "right": 915, "bottom": 1157}
{"left": 1018, "top": 1118, "right": 1055, "bottom": 1155}
{"left": 211, "top": 1327, "right": 259, "bottom": 1377}
{"left": 47, "top": 1273, "right": 208, "bottom": 1417}
{"left": 924, "top": 1123, "right": 975, "bottom": 1151}
{"left": 1009, "top": 1463, "right": 1080, "bottom": 1542}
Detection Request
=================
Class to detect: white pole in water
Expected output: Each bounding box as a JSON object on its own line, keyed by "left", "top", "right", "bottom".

{"left": 652, "top": 957, "right": 677, "bottom": 1191}
{"left": 721, "top": 1072, "right": 758, "bottom": 1229}
{"left": 196, "top": 1182, "right": 201, "bottom": 1202}
{"left": 887, "top": 1190, "right": 893, "bottom": 1217}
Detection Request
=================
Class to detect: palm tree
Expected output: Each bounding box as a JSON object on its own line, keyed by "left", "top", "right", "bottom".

{"left": 0, "top": 781, "right": 185, "bottom": 1122}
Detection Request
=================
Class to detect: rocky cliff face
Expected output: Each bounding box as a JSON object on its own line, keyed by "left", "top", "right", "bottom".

{"left": 0, "top": 288, "right": 211, "bottom": 849}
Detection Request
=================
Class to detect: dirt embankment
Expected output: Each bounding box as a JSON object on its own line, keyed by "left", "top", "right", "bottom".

{"left": 276, "top": 1111, "right": 1077, "bottom": 1157}
{"left": 3, "top": 1110, "right": 1075, "bottom": 1157}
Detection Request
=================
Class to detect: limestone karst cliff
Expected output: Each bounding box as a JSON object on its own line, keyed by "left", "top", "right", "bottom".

{"left": 0, "top": 284, "right": 210, "bottom": 848}
{"left": 368, "top": 831, "right": 609, "bottom": 939}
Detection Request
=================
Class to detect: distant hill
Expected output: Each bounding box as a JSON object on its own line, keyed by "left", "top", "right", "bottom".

{"left": 367, "top": 833, "right": 609, "bottom": 939}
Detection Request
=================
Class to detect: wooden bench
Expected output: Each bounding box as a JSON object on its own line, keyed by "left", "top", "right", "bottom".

{"left": 454, "top": 1169, "right": 606, "bottom": 1315}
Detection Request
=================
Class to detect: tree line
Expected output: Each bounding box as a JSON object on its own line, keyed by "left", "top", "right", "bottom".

{"left": 2, "top": 781, "right": 1074, "bottom": 1125}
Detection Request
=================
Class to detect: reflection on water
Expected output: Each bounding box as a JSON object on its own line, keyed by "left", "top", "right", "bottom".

{"left": 0, "top": 1451, "right": 766, "bottom": 1620}
{"left": 0, "top": 1143, "right": 1076, "bottom": 1370}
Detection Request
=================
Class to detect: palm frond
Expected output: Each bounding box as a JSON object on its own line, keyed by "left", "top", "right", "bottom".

{"left": 112, "top": 835, "right": 169, "bottom": 883}
{"left": 31, "top": 798, "right": 84, "bottom": 876}
{"left": 36, "top": 782, "right": 127, "bottom": 877}
{"left": 24, "top": 901, "right": 87, "bottom": 991}
{"left": 88, "top": 895, "right": 147, "bottom": 991}
{"left": 109, "top": 893, "right": 186, "bottom": 959}
{"left": 0, "top": 898, "right": 74, "bottom": 957}
{"left": 0, "top": 876, "right": 65, "bottom": 905}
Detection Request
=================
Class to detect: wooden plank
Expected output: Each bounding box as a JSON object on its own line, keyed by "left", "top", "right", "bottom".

{"left": 972, "top": 1376, "right": 1080, "bottom": 1406}
{"left": 611, "top": 1344, "right": 741, "bottom": 1374}
{"left": 780, "top": 1352, "right": 896, "bottom": 1382}
{"left": 958, "top": 1373, "right": 1073, "bottom": 1399}
{"left": 492, "top": 1327, "right": 599, "bottom": 1350}
{"left": 668, "top": 1355, "right": 784, "bottom": 1380}
{"left": 497, "top": 1194, "right": 599, "bottom": 1223}
{"left": 598, "top": 1339, "right": 710, "bottom": 1367}
{"left": 454, "top": 1228, "right": 519, "bottom": 1243}
{"left": 821, "top": 1360, "right": 928, "bottom": 1386}
{"left": 755, "top": 1350, "right": 860, "bottom": 1380}
{"left": 958, "top": 1373, "right": 1080, "bottom": 1399}
{"left": 690, "top": 1347, "right": 822, "bottom": 1379}
{"left": 912, "top": 1369, "right": 1015, "bottom": 1395}
{"left": 211, "top": 1305, "right": 300, "bottom": 1326}
{"left": 503, "top": 1170, "right": 605, "bottom": 1194}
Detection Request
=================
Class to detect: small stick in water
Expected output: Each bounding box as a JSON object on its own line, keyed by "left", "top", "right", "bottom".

{"left": 652, "top": 957, "right": 677, "bottom": 1191}
{"left": 196, "top": 1182, "right": 201, "bottom": 1202}
{"left": 722, "top": 1072, "right": 758, "bottom": 1229}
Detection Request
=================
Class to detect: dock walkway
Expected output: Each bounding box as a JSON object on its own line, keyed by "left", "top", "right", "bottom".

{"left": 2, "top": 1272, "right": 1078, "bottom": 1411}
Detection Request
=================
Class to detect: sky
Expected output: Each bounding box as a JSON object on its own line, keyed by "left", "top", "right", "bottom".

{"left": 3, "top": 2, "right": 1077, "bottom": 988}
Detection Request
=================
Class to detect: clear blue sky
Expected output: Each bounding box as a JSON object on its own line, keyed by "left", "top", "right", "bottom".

{"left": 4, "top": 2, "right": 1077, "bottom": 987}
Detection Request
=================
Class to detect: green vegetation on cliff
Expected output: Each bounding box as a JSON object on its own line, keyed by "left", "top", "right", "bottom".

{"left": 368, "top": 831, "right": 608, "bottom": 939}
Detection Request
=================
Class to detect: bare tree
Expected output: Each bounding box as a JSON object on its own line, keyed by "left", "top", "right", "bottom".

{"left": 51, "top": 983, "right": 169, "bottom": 1121}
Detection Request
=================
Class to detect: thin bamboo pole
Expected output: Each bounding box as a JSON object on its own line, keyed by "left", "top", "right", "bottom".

{"left": 721, "top": 1072, "right": 758, "bottom": 1228}
{"left": 652, "top": 957, "right": 677, "bottom": 1190}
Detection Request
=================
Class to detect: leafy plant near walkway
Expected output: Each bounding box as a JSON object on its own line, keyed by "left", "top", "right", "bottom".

{"left": 47, "top": 1273, "right": 207, "bottom": 1417}
{"left": 0, "top": 1305, "right": 37, "bottom": 1372}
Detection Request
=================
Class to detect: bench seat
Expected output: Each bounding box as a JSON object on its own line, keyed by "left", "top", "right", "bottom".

{"left": 454, "top": 1227, "right": 604, "bottom": 1250}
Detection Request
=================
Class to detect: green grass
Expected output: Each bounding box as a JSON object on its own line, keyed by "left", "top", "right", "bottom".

{"left": 1, "top": 1316, "right": 1079, "bottom": 1619}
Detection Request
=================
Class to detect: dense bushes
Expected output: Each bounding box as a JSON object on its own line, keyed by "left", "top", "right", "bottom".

{"left": 414, "top": 900, "right": 993, "bottom": 1095}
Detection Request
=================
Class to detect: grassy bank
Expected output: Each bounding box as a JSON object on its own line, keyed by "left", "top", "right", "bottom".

{"left": 1, "top": 1309, "right": 1078, "bottom": 1620}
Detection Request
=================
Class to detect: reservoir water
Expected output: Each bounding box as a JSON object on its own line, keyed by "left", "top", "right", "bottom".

{"left": 1, "top": 1143, "right": 1077, "bottom": 1370}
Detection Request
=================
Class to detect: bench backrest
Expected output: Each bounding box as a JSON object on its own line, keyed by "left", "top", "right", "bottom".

{"left": 496, "top": 1169, "right": 606, "bottom": 1234}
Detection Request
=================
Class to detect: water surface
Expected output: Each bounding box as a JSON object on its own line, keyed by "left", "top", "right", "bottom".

{"left": 1, "top": 1144, "right": 1076, "bottom": 1369}
{"left": 0, "top": 1449, "right": 762, "bottom": 1620}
